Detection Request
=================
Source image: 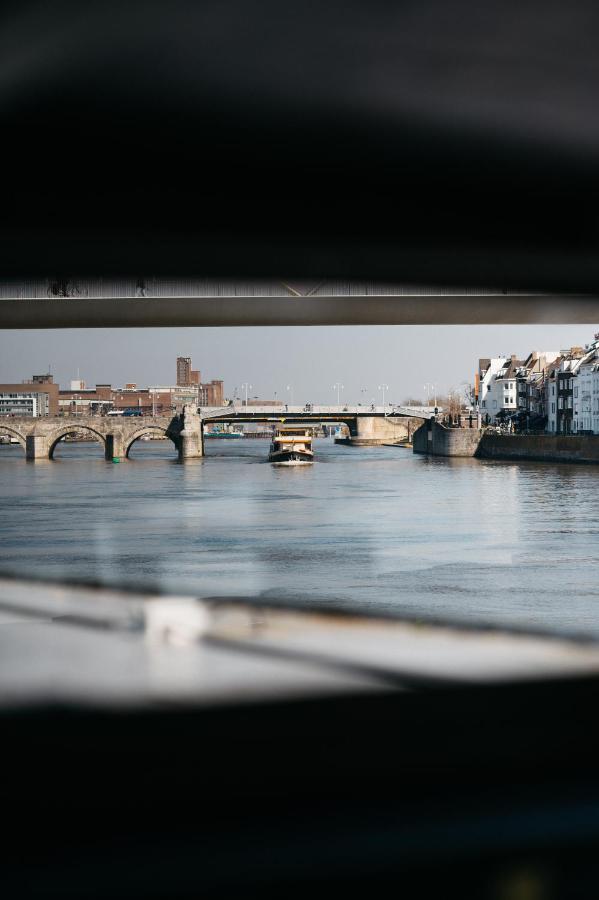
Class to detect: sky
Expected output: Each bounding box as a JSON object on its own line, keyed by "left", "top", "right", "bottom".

{"left": 0, "top": 324, "right": 597, "bottom": 405}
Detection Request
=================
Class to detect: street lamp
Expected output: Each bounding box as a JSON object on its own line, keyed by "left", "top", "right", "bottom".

{"left": 241, "top": 382, "right": 252, "bottom": 406}
{"left": 424, "top": 383, "right": 437, "bottom": 408}
{"left": 333, "top": 382, "right": 344, "bottom": 405}
{"left": 378, "top": 383, "right": 389, "bottom": 408}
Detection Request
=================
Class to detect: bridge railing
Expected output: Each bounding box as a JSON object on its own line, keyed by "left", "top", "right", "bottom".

{"left": 201, "top": 405, "right": 439, "bottom": 418}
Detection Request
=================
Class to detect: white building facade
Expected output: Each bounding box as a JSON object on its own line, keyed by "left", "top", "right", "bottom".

{"left": 478, "top": 356, "right": 520, "bottom": 423}
{"left": 572, "top": 338, "right": 599, "bottom": 433}
{"left": 0, "top": 392, "right": 40, "bottom": 417}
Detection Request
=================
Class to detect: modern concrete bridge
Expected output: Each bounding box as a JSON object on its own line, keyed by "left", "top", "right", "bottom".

{"left": 0, "top": 406, "right": 203, "bottom": 461}
{"left": 203, "top": 404, "right": 437, "bottom": 446}
{"left": 0, "top": 404, "right": 437, "bottom": 460}
{"left": 0, "top": 279, "right": 591, "bottom": 327}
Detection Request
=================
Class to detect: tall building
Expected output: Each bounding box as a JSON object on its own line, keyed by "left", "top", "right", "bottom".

{"left": 176, "top": 357, "right": 192, "bottom": 385}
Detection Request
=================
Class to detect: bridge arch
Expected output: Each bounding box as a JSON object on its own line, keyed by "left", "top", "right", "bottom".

{"left": 48, "top": 425, "right": 107, "bottom": 459}
{"left": 124, "top": 425, "right": 179, "bottom": 458}
{"left": 0, "top": 424, "right": 27, "bottom": 451}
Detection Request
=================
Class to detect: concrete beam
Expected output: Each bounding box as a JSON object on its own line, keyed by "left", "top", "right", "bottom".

{"left": 2, "top": 294, "right": 599, "bottom": 328}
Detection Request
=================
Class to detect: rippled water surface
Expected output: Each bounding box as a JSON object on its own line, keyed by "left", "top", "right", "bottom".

{"left": 1, "top": 437, "right": 599, "bottom": 635}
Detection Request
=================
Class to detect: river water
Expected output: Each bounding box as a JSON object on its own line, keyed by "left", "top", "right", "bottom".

{"left": 1, "top": 437, "right": 599, "bottom": 636}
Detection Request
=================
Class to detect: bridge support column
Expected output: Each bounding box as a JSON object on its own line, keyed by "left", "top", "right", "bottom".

{"left": 178, "top": 407, "right": 204, "bottom": 460}
{"left": 25, "top": 434, "right": 50, "bottom": 460}
{"left": 105, "top": 434, "right": 126, "bottom": 461}
{"left": 336, "top": 416, "right": 409, "bottom": 446}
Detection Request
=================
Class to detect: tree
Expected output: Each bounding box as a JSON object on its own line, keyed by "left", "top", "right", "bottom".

{"left": 461, "top": 381, "right": 475, "bottom": 407}
{"left": 445, "top": 390, "right": 462, "bottom": 417}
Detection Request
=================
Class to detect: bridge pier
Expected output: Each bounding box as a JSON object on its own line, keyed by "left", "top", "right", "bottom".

{"left": 178, "top": 409, "right": 204, "bottom": 460}
{"left": 104, "top": 434, "right": 126, "bottom": 461}
{"left": 25, "top": 434, "right": 50, "bottom": 460}
{"left": 335, "top": 416, "right": 409, "bottom": 446}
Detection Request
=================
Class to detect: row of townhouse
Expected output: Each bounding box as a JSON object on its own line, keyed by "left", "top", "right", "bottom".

{"left": 477, "top": 334, "right": 599, "bottom": 433}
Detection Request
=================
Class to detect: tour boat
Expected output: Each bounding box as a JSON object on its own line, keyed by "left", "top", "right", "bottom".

{"left": 268, "top": 428, "right": 314, "bottom": 465}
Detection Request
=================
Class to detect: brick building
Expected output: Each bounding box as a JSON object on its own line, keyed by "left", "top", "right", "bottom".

{"left": 0, "top": 374, "right": 59, "bottom": 416}
{"left": 176, "top": 357, "right": 201, "bottom": 386}
{"left": 199, "top": 380, "right": 224, "bottom": 407}
{"left": 176, "top": 356, "right": 223, "bottom": 406}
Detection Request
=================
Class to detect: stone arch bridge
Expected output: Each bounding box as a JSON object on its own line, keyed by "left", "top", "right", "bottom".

{"left": 0, "top": 406, "right": 203, "bottom": 461}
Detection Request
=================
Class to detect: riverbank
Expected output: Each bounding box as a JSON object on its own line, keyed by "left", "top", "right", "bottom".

{"left": 478, "top": 432, "right": 599, "bottom": 464}
{"left": 413, "top": 420, "right": 482, "bottom": 457}
{"left": 414, "top": 420, "right": 599, "bottom": 464}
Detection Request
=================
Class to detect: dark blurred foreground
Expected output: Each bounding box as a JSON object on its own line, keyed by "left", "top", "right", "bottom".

{"left": 4, "top": 3, "right": 599, "bottom": 896}
{"left": 1, "top": 1, "right": 599, "bottom": 291}
{"left": 2, "top": 580, "right": 599, "bottom": 898}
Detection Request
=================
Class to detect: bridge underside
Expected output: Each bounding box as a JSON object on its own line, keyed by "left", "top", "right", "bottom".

{"left": 208, "top": 414, "right": 417, "bottom": 444}
{"left": 1, "top": 283, "right": 598, "bottom": 328}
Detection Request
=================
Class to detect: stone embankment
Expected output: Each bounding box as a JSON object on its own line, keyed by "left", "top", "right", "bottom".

{"left": 413, "top": 420, "right": 599, "bottom": 464}
{"left": 478, "top": 433, "right": 599, "bottom": 464}
{"left": 412, "top": 420, "right": 482, "bottom": 457}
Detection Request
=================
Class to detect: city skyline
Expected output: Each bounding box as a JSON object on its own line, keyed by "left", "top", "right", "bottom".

{"left": 1, "top": 323, "right": 598, "bottom": 405}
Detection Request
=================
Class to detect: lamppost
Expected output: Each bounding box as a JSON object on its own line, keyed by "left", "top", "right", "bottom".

{"left": 424, "top": 383, "right": 437, "bottom": 408}
{"left": 378, "top": 383, "right": 389, "bottom": 408}
{"left": 333, "top": 382, "right": 344, "bottom": 406}
{"left": 241, "top": 382, "right": 252, "bottom": 406}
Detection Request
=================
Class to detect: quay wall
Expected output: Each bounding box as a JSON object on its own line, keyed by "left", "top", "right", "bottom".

{"left": 413, "top": 421, "right": 599, "bottom": 464}
{"left": 413, "top": 421, "right": 482, "bottom": 457}
{"left": 478, "top": 433, "right": 599, "bottom": 464}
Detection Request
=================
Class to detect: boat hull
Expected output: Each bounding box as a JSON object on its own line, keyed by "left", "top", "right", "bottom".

{"left": 269, "top": 450, "right": 314, "bottom": 465}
